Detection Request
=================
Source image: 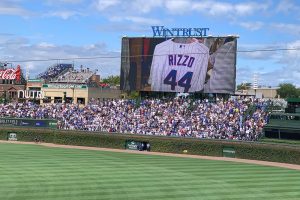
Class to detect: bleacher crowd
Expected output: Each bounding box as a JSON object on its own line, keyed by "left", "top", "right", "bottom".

{"left": 0, "top": 98, "right": 269, "bottom": 141}
{"left": 53, "top": 69, "right": 94, "bottom": 83}
{"left": 37, "top": 64, "right": 72, "bottom": 80}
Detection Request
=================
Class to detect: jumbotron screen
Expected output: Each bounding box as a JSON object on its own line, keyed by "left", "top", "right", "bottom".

{"left": 120, "top": 37, "right": 237, "bottom": 93}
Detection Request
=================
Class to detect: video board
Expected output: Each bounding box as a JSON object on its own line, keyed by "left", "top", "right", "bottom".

{"left": 121, "top": 37, "right": 237, "bottom": 93}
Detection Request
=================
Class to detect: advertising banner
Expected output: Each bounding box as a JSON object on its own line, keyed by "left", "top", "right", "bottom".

{"left": 7, "top": 133, "right": 17, "bottom": 141}
{"left": 0, "top": 65, "right": 21, "bottom": 81}
{"left": 125, "top": 140, "right": 150, "bottom": 151}
{"left": 121, "top": 37, "right": 237, "bottom": 93}
{"left": 42, "top": 84, "right": 87, "bottom": 89}
{"left": 18, "top": 90, "right": 45, "bottom": 99}
{"left": 222, "top": 147, "right": 236, "bottom": 158}
{"left": 0, "top": 118, "right": 57, "bottom": 129}
{"left": 125, "top": 140, "right": 141, "bottom": 150}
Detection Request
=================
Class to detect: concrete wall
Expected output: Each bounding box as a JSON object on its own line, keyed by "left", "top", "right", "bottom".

{"left": 42, "top": 87, "right": 88, "bottom": 104}
{"left": 248, "top": 88, "right": 278, "bottom": 98}
{"left": 88, "top": 87, "right": 121, "bottom": 100}
{"left": 41, "top": 86, "right": 121, "bottom": 105}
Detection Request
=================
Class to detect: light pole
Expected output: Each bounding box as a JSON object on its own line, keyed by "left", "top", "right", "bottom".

{"left": 253, "top": 73, "right": 259, "bottom": 98}
{"left": 72, "top": 86, "right": 75, "bottom": 104}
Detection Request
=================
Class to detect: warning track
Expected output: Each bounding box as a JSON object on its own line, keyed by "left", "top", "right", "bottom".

{"left": 1, "top": 140, "right": 300, "bottom": 171}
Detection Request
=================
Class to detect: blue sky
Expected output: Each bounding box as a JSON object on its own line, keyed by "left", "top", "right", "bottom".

{"left": 0, "top": 0, "right": 300, "bottom": 87}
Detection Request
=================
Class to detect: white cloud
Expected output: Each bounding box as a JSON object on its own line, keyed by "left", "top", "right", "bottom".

{"left": 164, "top": 0, "right": 270, "bottom": 17}
{"left": 0, "top": 35, "right": 120, "bottom": 78}
{"left": 164, "top": 0, "right": 191, "bottom": 14}
{"left": 55, "top": 0, "right": 83, "bottom": 3}
{"left": 270, "top": 23, "right": 300, "bottom": 35}
{"left": 94, "top": 0, "right": 163, "bottom": 14}
{"left": 0, "top": 1, "right": 32, "bottom": 17}
{"left": 94, "top": 0, "right": 121, "bottom": 11}
{"left": 131, "top": 0, "right": 163, "bottom": 14}
{"left": 96, "top": 23, "right": 149, "bottom": 33}
{"left": 38, "top": 42, "right": 56, "bottom": 48}
{"left": 124, "top": 16, "right": 161, "bottom": 25}
{"left": 239, "top": 50, "right": 274, "bottom": 60}
{"left": 22, "top": 61, "right": 37, "bottom": 71}
{"left": 93, "top": 0, "right": 271, "bottom": 31}
{"left": 92, "top": 0, "right": 271, "bottom": 20}
{"left": 236, "top": 67, "right": 261, "bottom": 85}
{"left": 238, "top": 40, "right": 300, "bottom": 87}
{"left": 108, "top": 16, "right": 161, "bottom": 25}
{"left": 45, "top": 0, "right": 84, "bottom": 6}
{"left": 239, "top": 21, "right": 264, "bottom": 31}
{"left": 279, "top": 40, "right": 300, "bottom": 64}
{"left": 46, "top": 10, "right": 84, "bottom": 19}
{"left": 237, "top": 65, "right": 300, "bottom": 87}
{"left": 276, "top": 0, "right": 300, "bottom": 23}
{"left": 235, "top": 2, "right": 268, "bottom": 15}
{"left": 238, "top": 43, "right": 280, "bottom": 60}
{"left": 210, "top": 2, "right": 232, "bottom": 15}
{"left": 261, "top": 69, "right": 300, "bottom": 87}
{"left": 276, "top": 0, "right": 300, "bottom": 13}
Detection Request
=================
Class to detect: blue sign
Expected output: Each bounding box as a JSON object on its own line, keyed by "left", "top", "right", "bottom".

{"left": 0, "top": 118, "right": 57, "bottom": 128}
{"left": 152, "top": 26, "right": 209, "bottom": 37}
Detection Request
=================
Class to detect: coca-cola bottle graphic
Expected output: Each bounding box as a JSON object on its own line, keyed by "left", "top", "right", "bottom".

{"left": 15, "top": 65, "right": 21, "bottom": 81}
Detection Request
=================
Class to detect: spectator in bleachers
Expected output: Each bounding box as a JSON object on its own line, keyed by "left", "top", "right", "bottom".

{"left": 0, "top": 98, "right": 269, "bottom": 141}
{"left": 37, "top": 64, "right": 72, "bottom": 80}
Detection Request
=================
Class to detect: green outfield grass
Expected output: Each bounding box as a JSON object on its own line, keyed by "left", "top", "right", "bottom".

{"left": 0, "top": 143, "right": 300, "bottom": 200}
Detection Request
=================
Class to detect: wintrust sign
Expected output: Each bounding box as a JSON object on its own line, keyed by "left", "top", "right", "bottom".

{"left": 17, "top": 90, "right": 45, "bottom": 99}
{"left": 152, "top": 26, "right": 209, "bottom": 37}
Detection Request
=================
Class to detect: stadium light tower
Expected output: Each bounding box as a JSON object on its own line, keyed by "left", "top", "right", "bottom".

{"left": 253, "top": 73, "right": 259, "bottom": 97}
{"left": 252, "top": 73, "right": 259, "bottom": 89}
{"left": 25, "top": 65, "right": 29, "bottom": 81}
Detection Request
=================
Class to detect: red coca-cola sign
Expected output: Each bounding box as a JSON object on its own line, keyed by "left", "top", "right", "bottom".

{"left": 0, "top": 65, "right": 21, "bottom": 80}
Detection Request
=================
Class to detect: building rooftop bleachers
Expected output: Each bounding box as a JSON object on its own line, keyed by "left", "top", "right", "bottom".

{"left": 50, "top": 68, "right": 94, "bottom": 84}
{"left": 37, "top": 64, "right": 73, "bottom": 80}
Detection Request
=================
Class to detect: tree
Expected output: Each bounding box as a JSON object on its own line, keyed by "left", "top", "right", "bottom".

{"left": 101, "top": 75, "right": 120, "bottom": 86}
{"left": 277, "top": 83, "right": 299, "bottom": 98}
{"left": 236, "top": 82, "right": 252, "bottom": 90}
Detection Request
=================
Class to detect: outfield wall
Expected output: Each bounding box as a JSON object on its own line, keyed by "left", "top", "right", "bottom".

{"left": 1, "top": 127, "right": 300, "bottom": 165}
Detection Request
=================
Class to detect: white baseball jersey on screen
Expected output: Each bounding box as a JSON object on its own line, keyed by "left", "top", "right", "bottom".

{"left": 148, "top": 39, "right": 209, "bottom": 92}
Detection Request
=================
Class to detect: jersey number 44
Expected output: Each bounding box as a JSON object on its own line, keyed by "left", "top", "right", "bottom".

{"left": 163, "top": 70, "right": 193, "bottom": 93}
